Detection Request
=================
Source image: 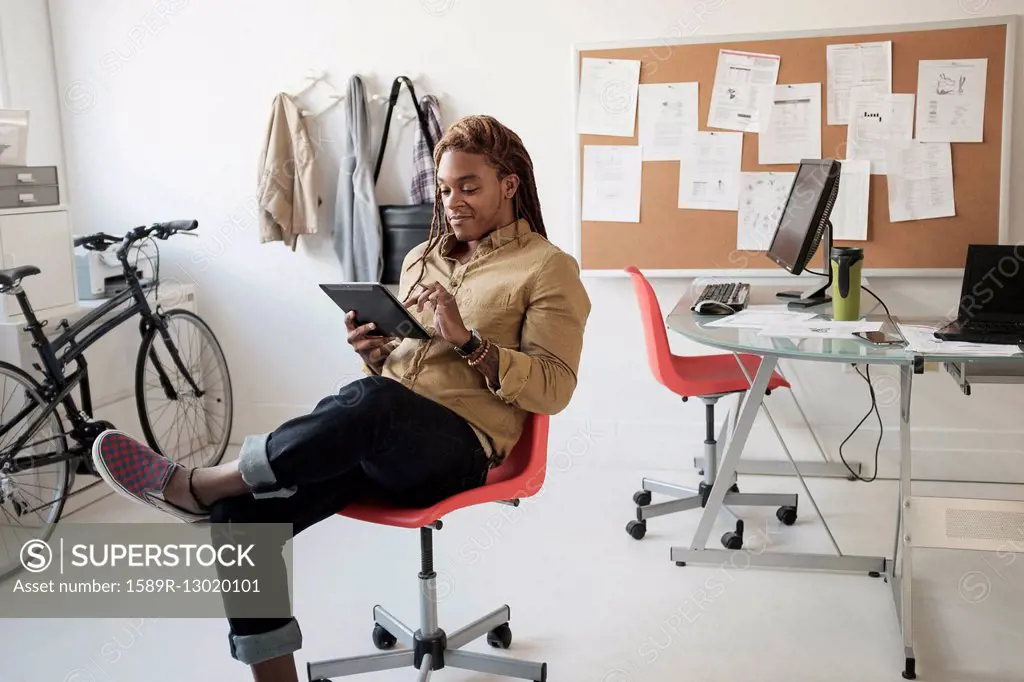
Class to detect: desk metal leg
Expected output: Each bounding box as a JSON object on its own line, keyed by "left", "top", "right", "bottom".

{"left": 671, "top": 355, "right": 887, "bottom": 575}
{"left": 896, "top": 363, "right": 916, "bottom": 679}
{"left": 692, "top": 367, "right": 861, "bottom": 480}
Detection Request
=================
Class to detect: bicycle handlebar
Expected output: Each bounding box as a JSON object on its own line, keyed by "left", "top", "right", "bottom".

{"left": 75, "top": 220, "right": 199, "bottom": 256}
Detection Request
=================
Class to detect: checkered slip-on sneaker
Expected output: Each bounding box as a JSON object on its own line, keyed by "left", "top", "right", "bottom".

{"left": 92, "top": 429, "right": 210, "bottom": 523}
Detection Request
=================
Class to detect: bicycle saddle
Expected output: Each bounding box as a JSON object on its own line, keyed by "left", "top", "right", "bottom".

{"left": 0, "top": 265, "right": 41, "bottom": 288}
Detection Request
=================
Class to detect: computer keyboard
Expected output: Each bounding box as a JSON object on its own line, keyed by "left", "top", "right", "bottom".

{"left": 691, "top": 282, "right": 750, "bottom": 312}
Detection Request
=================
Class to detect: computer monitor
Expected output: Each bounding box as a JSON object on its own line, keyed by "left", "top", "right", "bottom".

{"left": 767, "top": 159, "right": 842, "bottom": 308}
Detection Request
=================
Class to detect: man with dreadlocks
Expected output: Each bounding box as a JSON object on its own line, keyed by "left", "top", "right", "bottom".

{"left": 90, "top": 114, "right": 591, "bottom": 681}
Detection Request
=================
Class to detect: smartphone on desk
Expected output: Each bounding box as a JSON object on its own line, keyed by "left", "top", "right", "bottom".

{"left": 853, "top": 331, "right": 905, "bottom": 347}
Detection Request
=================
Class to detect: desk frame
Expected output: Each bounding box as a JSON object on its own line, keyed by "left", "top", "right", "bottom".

{"left": 670, "top": 355, "right": 917, "bottom": 679}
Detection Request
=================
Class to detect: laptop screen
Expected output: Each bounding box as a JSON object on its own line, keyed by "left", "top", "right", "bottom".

{"left": 959, "top": 245, "right": 1024, "bottom": 321}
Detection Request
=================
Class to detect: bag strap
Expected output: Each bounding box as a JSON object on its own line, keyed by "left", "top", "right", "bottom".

{"left": 373, "top": 76, "right": 437, "bottom": 185}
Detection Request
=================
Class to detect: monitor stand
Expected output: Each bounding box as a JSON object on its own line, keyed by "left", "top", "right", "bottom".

{"left": 775, "top": 220, "right": 833, "bottom": 309}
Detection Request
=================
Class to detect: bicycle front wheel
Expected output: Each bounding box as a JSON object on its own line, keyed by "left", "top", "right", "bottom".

{"left": 0, "top": 361, "right": 70, "bottom": 582}
{"left": 135, "top": 309, "right": 233, "bottom": 469}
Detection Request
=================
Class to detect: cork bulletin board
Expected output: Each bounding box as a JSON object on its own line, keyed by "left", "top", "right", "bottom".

{"left": 572, "top": 16, "right": 1016, "bottom": 276}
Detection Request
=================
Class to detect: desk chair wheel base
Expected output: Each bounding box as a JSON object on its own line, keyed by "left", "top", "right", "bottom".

{"left": 487, "top": 623, "right": 513, "bottom": 649}
{"left": 721, "top": 520, "right": 744, "bottom": 550}
{"left": 903, "top": 657, "right": 916, "bottom": 680}
{"left": 633, "top": 490, "right": 652, "bottom": 507}
{"left": 776, "top": 505, "right": 798, "bottom": 526}
{"left": 626, "top": 520, "right": 647, "bottom": 540}
{"left": 372, "top": 623, "right": 398, "bottom": 650}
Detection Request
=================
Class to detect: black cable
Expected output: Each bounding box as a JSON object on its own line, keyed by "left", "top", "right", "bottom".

{"left": 803, "top": 266, "right": 828, "bottom": 277}
{"left": 837, "top": 364, "right": 883, "bottom": 483}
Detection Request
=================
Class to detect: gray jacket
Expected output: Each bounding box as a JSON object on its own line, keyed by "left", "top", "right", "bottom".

{"left": 334, "top": 75, "right": 381, "bottom": 281}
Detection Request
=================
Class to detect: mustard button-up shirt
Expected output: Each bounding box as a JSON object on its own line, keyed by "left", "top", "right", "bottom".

{"left": 365, "top": 219, "right": 591, "bottom": 466}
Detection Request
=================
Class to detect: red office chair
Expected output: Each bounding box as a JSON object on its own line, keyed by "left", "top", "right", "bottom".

{"left": 306, "top": 413, "right": 550, "bottom": 682}
{"left": 623, "top": 266, "right": 799, "bottom": 549}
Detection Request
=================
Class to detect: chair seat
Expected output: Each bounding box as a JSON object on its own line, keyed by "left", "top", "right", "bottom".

{"left": 339, "top": 414, "right": 548, "bottom": 529}
{"left": 340, "top": 466, "right": 528, "bottom": 528}
{"left": 665, "top": 352, "right": 790, "bottom": 398}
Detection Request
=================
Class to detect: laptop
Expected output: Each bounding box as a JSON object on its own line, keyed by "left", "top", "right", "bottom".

{"left": 934, "top": 244, "right": 1024, "bottom": 345}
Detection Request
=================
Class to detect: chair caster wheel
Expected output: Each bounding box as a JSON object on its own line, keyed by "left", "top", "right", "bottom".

{"left": 869, "top": 571, "right": 881, "bottom": 578}
{"left": 902, "top": 657, "right": 916, "bottom": 679}
{"left": 487, "top": 623, "right": 512, "bottom": 649}
{"left": 721, "top": 532, "right": 743, "bottom": 550}
{"left": 626, "top": 520, "right": 647, "bottom": 540}
{"left": 721, "top": 520, "right": 744, "bottom": 550}
{"left": 633, "top": 490, "right": 652, "bottom": 506}
{"left": 675, "top": 561, "right": 686, "bottom": 567}
{"left": 776, "top": 505, "right": 797, "bottom": 525}
{"left": 372, "top": 623, "right": 397, "bottom": 650}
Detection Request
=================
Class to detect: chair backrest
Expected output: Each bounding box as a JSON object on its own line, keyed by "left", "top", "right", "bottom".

{"left": 485, "top": 412, "right": 549, "bottom": 499}
{"left": 624, "top": 266, "right": 677, "bottom": 389}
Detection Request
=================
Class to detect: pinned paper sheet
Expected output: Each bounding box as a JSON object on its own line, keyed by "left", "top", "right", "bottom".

{"left": 581, "top": 145, "right": 643, "bottom": 223}
{"left": 577, "top": 58, "right": 641, "bottom": 137}
{"left": 678, "top": 131, "right": 744, "bottom": 211}
{"left": 826, "top": 41, "right": 892, "bottom": 125}
{"left": 708, "top": 50, "right": 781, "bottom": 133}
{"left": 915, "top": 59, "right": 988, "bottom": 143}
{"left": 758, "top": 83, "right": 822, "bottom": 165}
{"left": 736, "top": 172, "right": 795, "bottom": 251}
{"left": 637, "top": 83, "right": 699, "bottom": 161}
{"left": 887, "top": 141, "right": 956, "bottom": 223}
{"left": 831, "top": 159, "right": 870, "bottom": 240}
{"left": 846, "top": 89, "right": 915, "bottom": 175}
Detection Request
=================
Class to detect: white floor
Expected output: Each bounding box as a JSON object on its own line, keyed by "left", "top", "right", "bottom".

{"left": 3, "top": 453, "right": 1024, "bottom": 682}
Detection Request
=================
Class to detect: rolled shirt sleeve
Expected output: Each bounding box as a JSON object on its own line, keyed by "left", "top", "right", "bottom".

{"left": 488, "top": 250, "right": 591, "bottom": 414}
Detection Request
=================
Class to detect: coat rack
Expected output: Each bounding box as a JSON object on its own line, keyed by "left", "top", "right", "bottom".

{"left": 286, "top": 69, "right": 345, "bottom": 118}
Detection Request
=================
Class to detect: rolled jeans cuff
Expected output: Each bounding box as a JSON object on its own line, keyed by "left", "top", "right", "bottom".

{"left": 238, "top": 433, "right": 296, "bottom": 499}
{"left": 229, "top": 618, "right": 302, "bottom": 665}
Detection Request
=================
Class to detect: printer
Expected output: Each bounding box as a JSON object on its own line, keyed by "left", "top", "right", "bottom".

{"left": 74, "top": 242, "right": 156, "bottom": 300}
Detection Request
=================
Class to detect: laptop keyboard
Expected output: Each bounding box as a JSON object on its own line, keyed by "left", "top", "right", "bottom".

{"left": 967, "top": 320, "right": 1024, "bottom": 332}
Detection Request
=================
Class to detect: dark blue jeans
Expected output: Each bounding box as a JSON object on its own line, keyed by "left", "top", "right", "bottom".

{"left": 215, "top": 375, "right": 490, "bottom": 666}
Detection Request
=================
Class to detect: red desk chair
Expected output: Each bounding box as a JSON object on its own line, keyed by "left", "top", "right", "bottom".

{"left": 306, "top": 413, "right": 550, "bottom": 682}
{"left": 623, "top": 266, "right": 799, "bottom": 550}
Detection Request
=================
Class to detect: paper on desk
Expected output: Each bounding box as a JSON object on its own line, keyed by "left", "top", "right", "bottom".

{"left": 898, "top": 324, "right": 1023, "bottom": 356}
{"left": 886, "top": 141, "right": 955, "bottom": 223}
{"left": 845, "top": 89, "right": 915, "bottom": 175}
{"left": 736, "top": 172, "right": 795, "bottom": 250}
{"left": 637, "top": 82, "right": 699, "bottom": 161}
{"left": 577, "top": 58, "right": 641, "bottom": 137}
{"left": 758, "top": 83, "right": 822, "bottom": 165}
{"left": 678, "top": 131, "right": 743, "bottom": 211}
{"left": 581, "top": 145, "right": 643, "bottom": 222}
{"left": 831, "top": 159, "right": 870, "bottom": 240}
{"left": 757, "top": 319, "right": 884, "bottom": 339}
{"left": 704, "top": 308, "right": 817, "bottom": 329}
{"left": 826, "top": 41, "right": 892, "bottom": 125}
{"left": 915, "top": 59, "right": 987, "bottom": 143}
{"left": 708, "top": 49, "right": 781, "bottom": 133}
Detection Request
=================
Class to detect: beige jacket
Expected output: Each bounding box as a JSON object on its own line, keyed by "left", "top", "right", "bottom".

{"left": 257, "top": 93, "right": 319, "bottom": 250}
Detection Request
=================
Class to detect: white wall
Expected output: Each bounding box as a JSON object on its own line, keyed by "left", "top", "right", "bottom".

{"left": 37, "top": 0, "right": 1024, "bottom": 480}
{"left": 0, "top": 0, "right": 65, "bottom": 176}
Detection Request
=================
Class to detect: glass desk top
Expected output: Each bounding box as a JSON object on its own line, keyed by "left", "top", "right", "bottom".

{"left": 666, "top": 299, "right": 1024, "bottom": 365}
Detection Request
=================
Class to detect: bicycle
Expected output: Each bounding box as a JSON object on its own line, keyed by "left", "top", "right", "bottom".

{"left": 0, "top": 220, "right": 233, "bottom": 581}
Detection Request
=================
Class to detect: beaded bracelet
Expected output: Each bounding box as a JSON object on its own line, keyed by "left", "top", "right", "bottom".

{"left": 467, "top": 340, "right": 492, "bottom": 367}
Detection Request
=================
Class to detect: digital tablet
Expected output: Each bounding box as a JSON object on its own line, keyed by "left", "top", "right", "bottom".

{"left": 319, "top": 283, "right": 431, "bottom": 340}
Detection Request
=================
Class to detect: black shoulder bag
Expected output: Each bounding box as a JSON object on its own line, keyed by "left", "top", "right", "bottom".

{"left": 374, "top": 76, "right": 437, "bottom": 284}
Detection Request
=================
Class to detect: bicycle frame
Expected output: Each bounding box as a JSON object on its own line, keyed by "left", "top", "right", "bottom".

{"left": 0, "top": 246, "right": 201, "bottom": 475}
